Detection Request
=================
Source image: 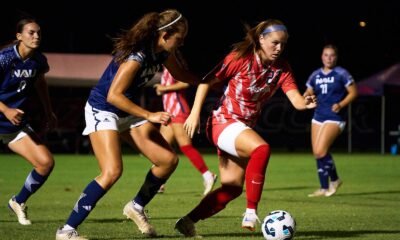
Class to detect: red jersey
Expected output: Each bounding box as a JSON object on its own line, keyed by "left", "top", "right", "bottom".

{"left": 212, "top": 52, "right": 298, "bottom": 127}
{"left": 161, "top": 68, "right": 190, "bottom": 123}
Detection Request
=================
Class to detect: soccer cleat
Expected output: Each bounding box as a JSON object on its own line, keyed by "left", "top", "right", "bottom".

{"left": 157, "top": 184, "right": 166, "bottom": 194}
{"left": 175, "top": 216, "right": 201, "bottom": 238}
{"left": 123, "top": 201, "right": 157, "bottom": 237}
{"left": 8, "top": 196, "right": 31, "bottom": 225}
{"left": 241, "top": 212, "right": 260, "bottom": 231}
{"left": 326, "top": 179, "right": 343, "bottom": 197}
{"left": 55, "top": 228, "right": 88, "bottom": 240}
{"left": 307, "top": 188, "right": 328, "bottom": 197}
{"left": 203, "top": 173, "right": 218, "bottom": 196}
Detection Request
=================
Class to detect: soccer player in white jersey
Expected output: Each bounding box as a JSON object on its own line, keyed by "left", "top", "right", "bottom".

{"left": 175, "top": 19, "right": 317, "bottom": 237}
{"left": 304, "top": 44, "right": 357, "bottom": 197}
{"left": 55, "top": 9, "right": 199, "bottom": 240}
{"left": 0, "top": 18, "right": 56, "bottom": 226}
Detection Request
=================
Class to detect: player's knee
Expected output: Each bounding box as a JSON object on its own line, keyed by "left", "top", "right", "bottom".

{"left": 313, "top": 150, "right": 328, "bottom": 159}
{"left": 250, "top": 144, "right": 270, "bottom": 157}
{"left": 35, "top": 156, "right": 55, "bottom": 174}
{"left": 163, "top": 153, "right": 179, "bottom": 169}
{"left": 102, "top": 167, "right": 123, "bottom": 184}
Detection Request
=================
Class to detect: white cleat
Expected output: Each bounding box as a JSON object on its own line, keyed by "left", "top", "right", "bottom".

{"left": 326, "top": 179, "right": 343, "bottom": 197}
{"left": 157, "top": 184, "right": 166, "bottom": 194}
{"left": 175, "top": 216, "right": 201, "bottom": 238}
{"left": 55, "top": 227, "right": 88, "bottom": 240}
{"left": 123, "top": 201, "right": 157, "bottom": 237}
{"left": 308, "top": 188, "right": 329, "bottom": 197}
{"left": 241, "top": 212, "right": 260, "bottom": 231}
{"left": 8, "top": 197, "right": 31, "bottom": 225}
{"left": 203, "top": 174, "right": 218, "bottom": 196}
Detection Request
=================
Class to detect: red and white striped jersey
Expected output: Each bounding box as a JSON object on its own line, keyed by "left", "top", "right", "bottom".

{"left": 211, "top": 52, "right": 298, "bottom": 127}
{"left": 161, "top": 68, "right": 190, "bottom": 119}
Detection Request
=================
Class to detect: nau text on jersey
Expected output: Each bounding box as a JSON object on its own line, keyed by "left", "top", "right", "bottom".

{"left": 12, "top": 69, "right": 37, "bottom": 78}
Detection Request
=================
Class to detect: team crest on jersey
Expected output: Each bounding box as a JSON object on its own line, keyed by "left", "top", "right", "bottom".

{"left": 12, "top": 69, "right": 37, "bottom": 78}
{"left": 266, "top": 69, "right": 282, "bottom": 85}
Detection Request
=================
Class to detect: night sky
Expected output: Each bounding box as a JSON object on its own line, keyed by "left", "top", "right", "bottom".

{"left": 2, "top": 0, "right": 399, "bottom": 88}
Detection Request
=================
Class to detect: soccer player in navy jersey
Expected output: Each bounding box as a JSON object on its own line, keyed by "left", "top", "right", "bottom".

{"left": 56, "top": 9, "right": 199, "bottom": 240}
{"left": 174, "top": 19, "right": 317, "bottom": 237}
{"left": 0, "top": 18, "right": 56, "bottom": 225}
{"left": 304, "top": 44, "right": 358, "bottom": 197}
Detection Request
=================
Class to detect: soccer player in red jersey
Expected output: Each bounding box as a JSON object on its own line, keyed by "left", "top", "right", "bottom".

{"left": 175, "top": 19, "right": 316, "bottom": 237}
{"left": 154, "top": 64, "right": 217, "bottom": 196}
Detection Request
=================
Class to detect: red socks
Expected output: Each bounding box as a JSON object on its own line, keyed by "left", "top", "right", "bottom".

{"left": 180, "top": 144, "right": 208, "bottom": 173}
{"left": 186, "top": 144, "right": 270, "bottom": 222}
{"left": 245, "top": 144, "right": 270, "bottom": 209}
{"left": 188, "top": 185, "right": 242, "bottom": 222}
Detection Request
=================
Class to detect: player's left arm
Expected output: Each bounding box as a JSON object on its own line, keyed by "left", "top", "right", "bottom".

{"left": 286, "top": 89, "right": 317, "bottom": 110}
{"left": 332, "top": 83, "right": 358, "bottom": 113}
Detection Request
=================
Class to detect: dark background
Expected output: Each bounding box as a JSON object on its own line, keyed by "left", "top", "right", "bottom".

{"left": 2, "top": 1, "right": 399, "bottom": 81}
{"left": 1, "top": 1, "right": 399, "bottom": 153}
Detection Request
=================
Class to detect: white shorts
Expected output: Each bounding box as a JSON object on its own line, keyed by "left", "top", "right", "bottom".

{"left": 217, "top": 121, "right": 250, "bottom": 157}
{"left": 82, "top": 102, "right": 148, "bottom": 135}
{"left": 312, "top": 119, "right": 346, "bottom": 132}
{"left": 0, "top": 125, "right": 33, "bottom": 144}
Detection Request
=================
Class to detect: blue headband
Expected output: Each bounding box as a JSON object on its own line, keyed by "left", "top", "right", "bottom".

{"left": 261, "top": 25, "right": 287, "bottom": 35}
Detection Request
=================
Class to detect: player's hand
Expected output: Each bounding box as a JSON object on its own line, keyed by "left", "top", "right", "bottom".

{"left": 147, "top": 111, "right": 171, "bottom": 126}
{"left": 4, "top": 108, "right": 24, "bottom": 125}
{"left": 153, "top": 84, "right": 164, "bottom": 96}
{"left": 331, "top": 103, "right": 341, "bottom": 113}
{"left": 305, "top": 95, "right": 317, "bottom": 109}
{"left": 183, "top": 113, "right": 200, "bottom": 138}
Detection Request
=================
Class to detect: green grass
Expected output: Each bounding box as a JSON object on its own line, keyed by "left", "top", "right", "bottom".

{"left": 0, "top": 153, "right": 399, "bottom": 240}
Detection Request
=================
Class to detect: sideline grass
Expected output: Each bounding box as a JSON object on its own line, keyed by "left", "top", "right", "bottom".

{"left": 0, "top": 153, "right": 399, "bottom": 239}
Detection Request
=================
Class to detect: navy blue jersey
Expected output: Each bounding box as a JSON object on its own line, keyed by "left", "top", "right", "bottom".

{"left": 88, "top": 49, "right": 168, "bottom": 117}
{"left": 306, "top": 66, "right": 354, "bottom": 122}
{"left": 0, "top": 45, "right": 49, "bottom": 133}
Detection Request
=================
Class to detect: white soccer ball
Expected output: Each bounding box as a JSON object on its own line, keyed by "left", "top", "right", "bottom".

{"left": 261, "top": 210, "right": 296, "bottom": 240}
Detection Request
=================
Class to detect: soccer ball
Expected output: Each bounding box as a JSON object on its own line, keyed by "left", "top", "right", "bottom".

{"left": 261, "top": 210, "right": 296, "bottom": 240}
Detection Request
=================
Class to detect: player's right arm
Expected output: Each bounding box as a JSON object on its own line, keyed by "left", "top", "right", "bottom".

{"left": 164, "top": 53, "right": 199, "bottom": 85}
{"left": 184, "top": 73, "right": 221, "bottom": 138}
{"left": 184, "top": 83, "right": 209, "bottom": 138}
{"left": 303, "top": 87, "right": 314, "bottom": 97}
{"left": 107, "top": 60, "right": 171, "bottom": 126}
{"left": 0, "top": 101, "right": 24, "bottom": 125}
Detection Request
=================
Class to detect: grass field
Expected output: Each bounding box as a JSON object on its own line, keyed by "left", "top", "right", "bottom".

{"left": 0, "top": 153, "right": 399, "bottom": 240}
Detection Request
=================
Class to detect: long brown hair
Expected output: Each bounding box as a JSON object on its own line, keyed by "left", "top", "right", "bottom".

{"left": 232, "top": 19, "right": 287, "bottom": 59}
{"left": 112, "top": 9, "right": 187, "bottom": 64}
